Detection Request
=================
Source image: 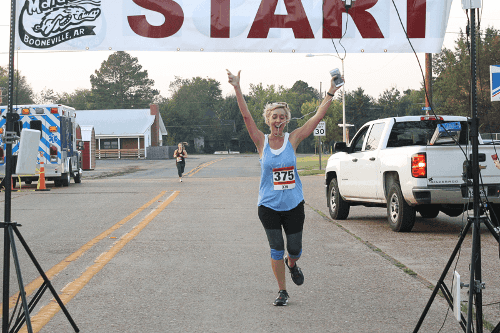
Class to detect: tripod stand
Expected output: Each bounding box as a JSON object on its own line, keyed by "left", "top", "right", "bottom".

{"left": 1, "top": 221, "right": 80, "bottom": 333}
{"left": 413, "top": 213, "right": 500, "bottom": 332}
{"left": 414, "top": 6, "right": 497, "bottom": 333}
{"left": 2, "top": 1, "right": 79, "bottom": 332}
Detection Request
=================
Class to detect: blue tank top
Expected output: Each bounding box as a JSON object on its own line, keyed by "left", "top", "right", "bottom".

{"left": 257, "top": 133, "right": 304, "bottom": 211}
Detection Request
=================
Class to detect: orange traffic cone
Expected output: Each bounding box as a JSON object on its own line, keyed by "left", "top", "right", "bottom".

{"left": 36, "top": 160, "right": 50, "bottom": 191}
{"left": 11, "top": 176, "right": 18, "bottom": 191}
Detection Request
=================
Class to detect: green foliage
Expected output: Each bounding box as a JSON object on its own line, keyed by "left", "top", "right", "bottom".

{"left": 90, "top": 51, "right": 159, "bottom": 109}
{"left": 377, "top": 87, "right": 424, "bottom": 119}
{"left": 159, "top": 76, "right": 223, "bottom": 152}
{"left": 246, "top": 83, "right": 285, "bottom": 133}
{"left": 21, "top": 27, "right": 498, "bottom": 152}
{"left": 56, "top": 89, "right": 94, "bottom": 110}
{"left": 345, "top": 87, "right": 375, "bottom": 131}
{"left": 0, "top": 66, "right": 35, "bottom": 105}
{"left": 36, "top": 88, "right": 94, "bottom": 110}
{"left": 297, "top": 98, "right": 343, "bottom": 152}
{"left": 433, "top": 27, "right": 500, "bottom": 132}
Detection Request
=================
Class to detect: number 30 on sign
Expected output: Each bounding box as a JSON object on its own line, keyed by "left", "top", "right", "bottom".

{"left": 314, "top": 121, "right": 326, "bottom": 136}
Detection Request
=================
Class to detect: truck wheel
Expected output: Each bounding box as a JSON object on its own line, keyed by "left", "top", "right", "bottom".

{"left": 387, "top": 183, "right": 416, "bottom": 232}
{"left": 62, "top": 165, "right": 72, "bottom": 187}
{"left": 418, "top": 205, "right": 440, "bottom": 218}
{"left": 73, "top": 167, "right": 82, "bottom": 184}
{"left": 328, "top": 178, "right": 350, "bottom": 220}
{"left": 61, "top": 172, "right": 70, "bottom": 187}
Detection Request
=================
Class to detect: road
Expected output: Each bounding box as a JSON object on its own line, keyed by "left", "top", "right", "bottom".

{"left": 1, "top": 154, "right": 499, "bottom": 332}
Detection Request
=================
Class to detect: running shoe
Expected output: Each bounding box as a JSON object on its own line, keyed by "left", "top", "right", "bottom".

{"left": 273, "top": 290, "right": 289, "bottom": 306}
{"left": 285, "top": 256, "right": 304, "bottom": 286}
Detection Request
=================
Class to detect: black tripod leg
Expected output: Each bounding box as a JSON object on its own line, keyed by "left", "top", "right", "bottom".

{"left": 12, "top": 225, "right": 80, "bottom": 332}
{"left": 7, "top": 226, "right": 33, "bottom": 333}
{"left": 3, "top": 226, "right": 12, "bottom": 333}
{"left": 11, "top": 283, "right": 48, "bottom": 333}
{"left": 413, "top": 218, "right": 472, "bottom": 332}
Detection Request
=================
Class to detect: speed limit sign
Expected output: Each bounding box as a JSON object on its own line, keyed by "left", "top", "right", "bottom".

{"left": 314, "top": 121, "right": 326, "bottom": 136}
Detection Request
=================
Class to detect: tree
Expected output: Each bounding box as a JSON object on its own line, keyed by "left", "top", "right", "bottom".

{"left": 35, "top": 88, "right": 58, "bottom": 104}
{"left": 0, "top": 66, "right": 35, "bottom": 105}
{"left": 344, "top": 87, "right": 376, "bottom": 133}
{"left": 297, "top": 99, "right": 343, "bottom": 153}
{"left": 56, "top": 89, "right": 94, "bottom": 110}
{"left": 35, "top": 88, "right": 94, "bottom": 110}
{"left": 160, "top": 76, "right": 223, "bottom": 152}
{"left": 433, "top": 27, "right": 500, "bottom": 132}
{"left": 246, "top": 83, "right": 285, "bottom": 133}
{"left": 90, "top": 51, "right": 159, "bottom": 109}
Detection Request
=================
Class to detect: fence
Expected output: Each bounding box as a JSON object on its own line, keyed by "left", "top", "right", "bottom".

{"left": 96, "top": 149, "right": 145, "bottom": 159}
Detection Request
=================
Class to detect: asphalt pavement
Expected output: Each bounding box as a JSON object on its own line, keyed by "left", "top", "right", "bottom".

{"left": 3, "top": 157, "right": 465, "bottom": 332}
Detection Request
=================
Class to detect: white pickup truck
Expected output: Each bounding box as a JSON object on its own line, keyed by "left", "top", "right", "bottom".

{"left": 325, "top": 115, "right": 500, "bottom": 232}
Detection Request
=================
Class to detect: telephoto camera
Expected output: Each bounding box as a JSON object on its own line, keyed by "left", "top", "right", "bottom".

{"left": 330, "top": 68, "right": 344, "bottom": 87}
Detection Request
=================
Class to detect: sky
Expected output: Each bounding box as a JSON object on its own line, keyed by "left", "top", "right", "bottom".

{"left": 0, "top": 1, "right": 499, "bottom": 103}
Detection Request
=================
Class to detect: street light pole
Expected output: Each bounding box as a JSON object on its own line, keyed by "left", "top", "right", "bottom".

{"left": 341, "top": 58, "right": 346, "bottom": 143}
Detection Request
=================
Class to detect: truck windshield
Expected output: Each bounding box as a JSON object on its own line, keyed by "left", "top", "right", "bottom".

{"left": 387, "top": 120, "right": 468, "bottom": 147}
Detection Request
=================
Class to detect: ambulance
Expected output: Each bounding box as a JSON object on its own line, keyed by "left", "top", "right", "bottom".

{"left": 0, "top": 104, "right": 83, "bottom": 187}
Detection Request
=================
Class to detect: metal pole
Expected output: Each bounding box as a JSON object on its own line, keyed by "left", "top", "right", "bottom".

{"left": 3, "top": 0, "right": 16, "bottom": 331}
{"left": 342, "top": 59, "right": 346, "bottom": 143}
{"left": 466, "top": 8, "right": 483, "bottom": 333}
{"left": 319, "top": 137, "right": 322, "bottom": 170}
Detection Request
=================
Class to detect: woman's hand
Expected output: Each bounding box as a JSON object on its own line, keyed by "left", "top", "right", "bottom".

{"left": 327, "top": 75, "right": 344, "bottom": 96}
{"left": 226, "top": 69, "right": 241, "bottom": 88}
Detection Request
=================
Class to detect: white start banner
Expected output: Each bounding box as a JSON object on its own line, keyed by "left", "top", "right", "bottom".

{"left": 16, "top": 0, "right": 453, "bottom": 53}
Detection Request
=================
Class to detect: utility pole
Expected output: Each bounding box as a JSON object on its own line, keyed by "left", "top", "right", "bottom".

{"left": 425, "top": 53, "right": 432, "bottom": 115}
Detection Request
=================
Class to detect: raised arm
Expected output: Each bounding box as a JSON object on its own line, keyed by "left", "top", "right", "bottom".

{"left": 289, "top": 77, "right": 342, "bottom": 150}
{"left": 227, "top": 69, "right": 265, "bottom": 155}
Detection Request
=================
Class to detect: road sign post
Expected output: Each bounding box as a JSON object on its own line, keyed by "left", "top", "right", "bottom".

{"left": 314, "top": 121, "right": 326, "bottom": 170}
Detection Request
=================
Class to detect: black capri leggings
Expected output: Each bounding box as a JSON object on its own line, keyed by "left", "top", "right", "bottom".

{"left": 258, "top": 201, "right": 305, "bottom": 260}
{"left": 176, "top": 162, "right": 185, "bottom": 177}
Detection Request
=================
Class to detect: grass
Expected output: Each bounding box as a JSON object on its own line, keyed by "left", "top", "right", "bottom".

{"left": 296, "top": 154, "right": 329, "bottom": 176}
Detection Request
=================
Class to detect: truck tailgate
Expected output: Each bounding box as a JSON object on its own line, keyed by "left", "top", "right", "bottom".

{"left": 425, "top": 145, "right": 500, "bottom": 185}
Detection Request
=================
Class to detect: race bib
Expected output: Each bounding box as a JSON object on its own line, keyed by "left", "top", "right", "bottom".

{"left": 176, "top": 157, "right": 183, "bottom": 162}
{"left": 273, "top": 166, "right": 296, "bottom": 190}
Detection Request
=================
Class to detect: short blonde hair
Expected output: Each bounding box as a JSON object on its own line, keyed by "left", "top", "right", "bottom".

{"left": 263, "top": 102, "right": 291, "bottom": 126}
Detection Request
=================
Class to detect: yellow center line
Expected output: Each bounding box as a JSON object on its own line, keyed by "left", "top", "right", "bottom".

{"left": 185, "top": 157, "right": 226, "bottom": 177}
{"left": 2, "top": 191, "right": 166, "bottom": 312}
{"left": 21, "top": 191, "right": 180, "bottom": 333}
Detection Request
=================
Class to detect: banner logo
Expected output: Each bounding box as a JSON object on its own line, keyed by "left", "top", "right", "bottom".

{"left": 19, "top": 0, "right": 101, "bottom": 49}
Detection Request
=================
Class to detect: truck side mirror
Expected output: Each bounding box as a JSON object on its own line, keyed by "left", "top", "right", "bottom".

{"left": 77, "top": 141, "right": 84, "bottom": 150}
{"left": 334, "top": 142, "right": 347, "bottom": 152}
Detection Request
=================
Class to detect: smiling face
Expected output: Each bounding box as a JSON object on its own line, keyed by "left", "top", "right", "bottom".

{"left": 268, "top": 109, "right": 287, "bottom": 132}
{"left": 263, "top": 102, "right": 291, "bottom": 135}
{"left": 266, "top": 108, "right": 289, "bottom": 138}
